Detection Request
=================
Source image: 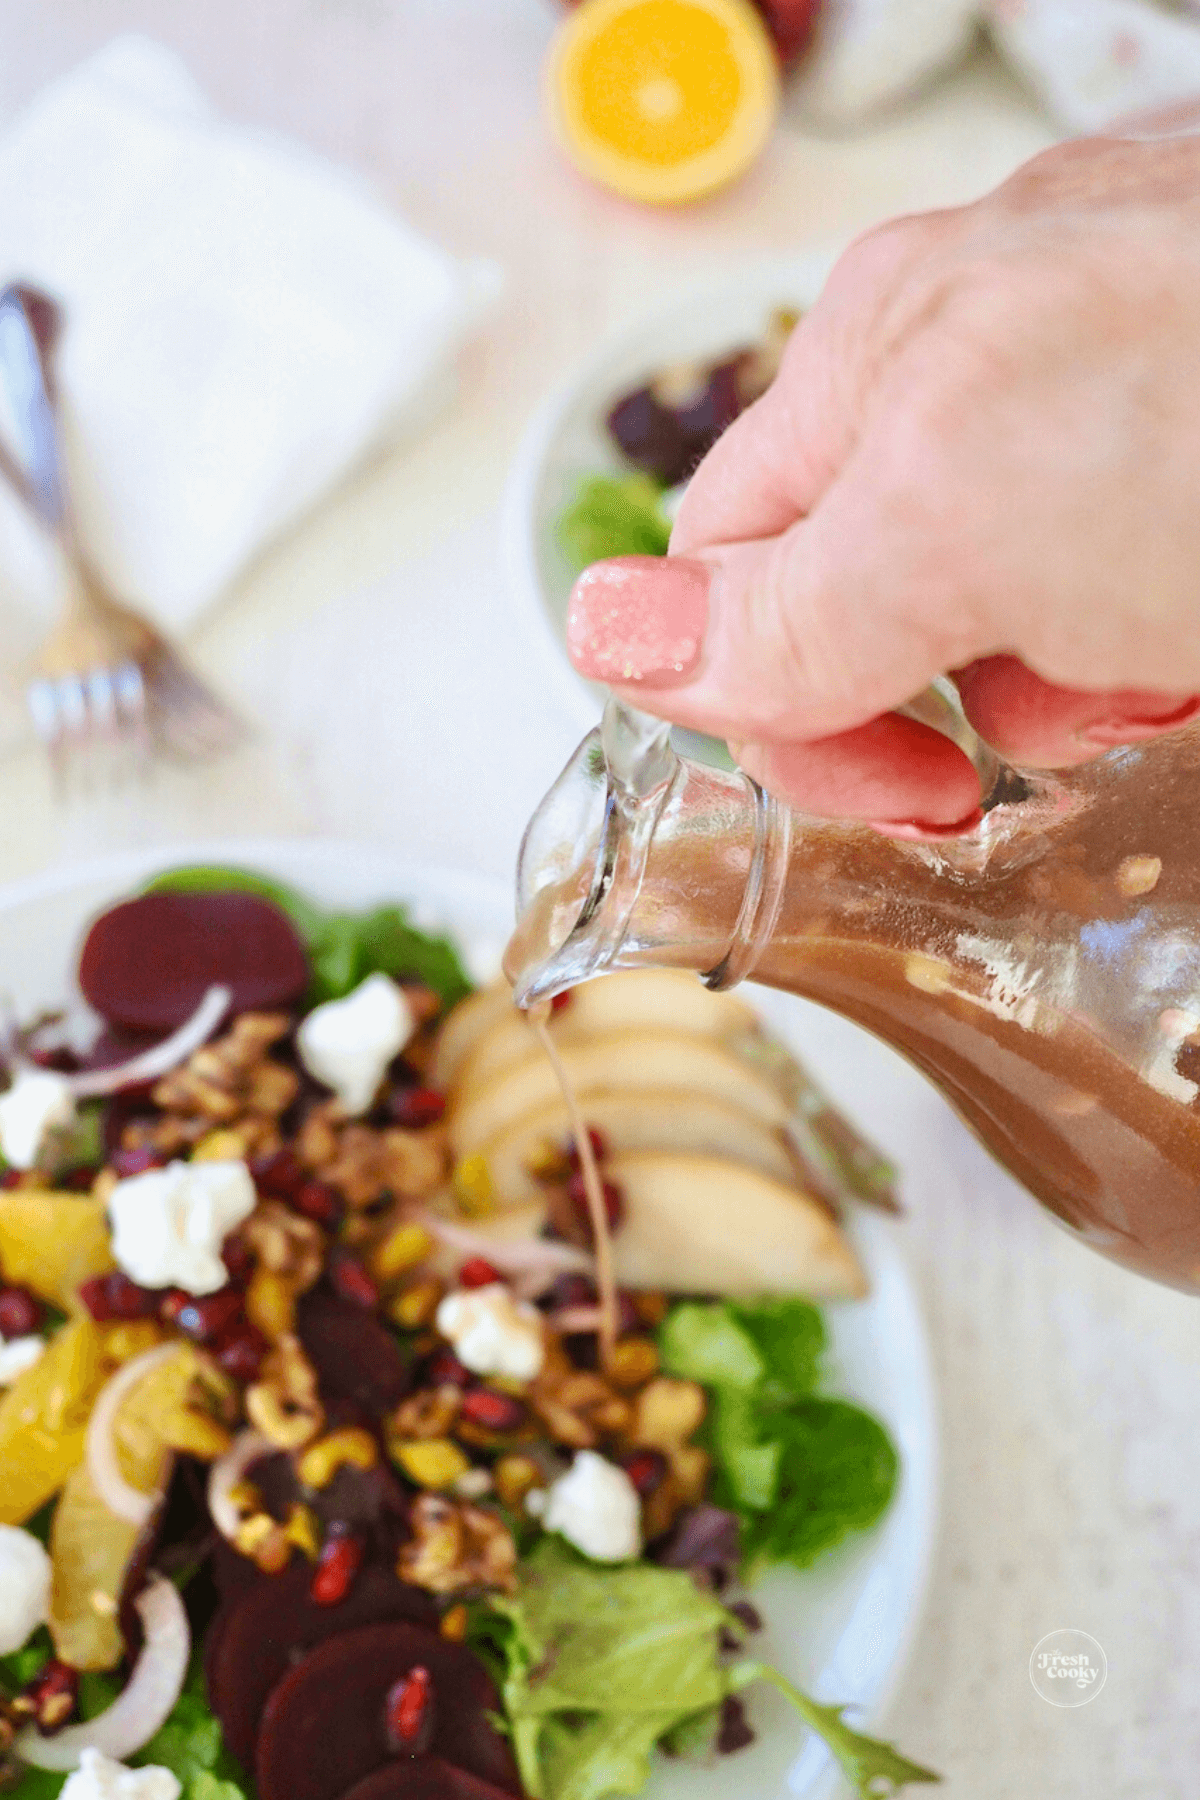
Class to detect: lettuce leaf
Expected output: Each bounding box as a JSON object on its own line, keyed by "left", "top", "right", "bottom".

{"left": 556, "top": 474, "right": 672, "bottom": 574}
{"left": 145, "top": 867, "right": 472, "bottom": 1009}
{"left": 482, "top": 1537, "right": 939, "bottom": 1800}
{"left": 659, "top": 1298, "right": 897, "bottom": 1572}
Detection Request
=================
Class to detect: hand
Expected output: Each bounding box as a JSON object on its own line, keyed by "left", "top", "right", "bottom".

{"left": 565, "top": 130, "right": 1200, "bottom": 831}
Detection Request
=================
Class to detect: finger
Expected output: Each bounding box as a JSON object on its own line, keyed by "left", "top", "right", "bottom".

{"left": 671, "top": 217, "right": 937, "bottom": 555}
{"left": 954, "top": 656, "right": 1200, "bottom": 766}
{"left": 734, "top": 714, "right": 983, "bottom": 831}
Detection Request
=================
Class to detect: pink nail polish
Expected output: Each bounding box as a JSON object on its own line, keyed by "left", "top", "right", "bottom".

{"left": 1079, "top": 697, "right": 1200, "bottom": 749}
{"left": 566, "top": 555, "right": 710, "bottom": 686}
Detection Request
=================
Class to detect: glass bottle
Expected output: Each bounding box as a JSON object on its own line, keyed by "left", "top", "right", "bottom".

{"left": 507, "top": 701, "right": 1200, "bottom": 1295}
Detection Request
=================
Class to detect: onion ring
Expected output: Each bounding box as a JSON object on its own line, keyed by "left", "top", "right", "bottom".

{"left": 71, "top": 984, "right": 231, "bottom": 1097}
{"left": 17, "top": 1576, "right": 190, "bottom": 1770}
{"left": 206, "top": 1428, "right": 273, "bottom": 1542}
{"left": 85, "top": 1343, "right": 179, "bottom": 1527}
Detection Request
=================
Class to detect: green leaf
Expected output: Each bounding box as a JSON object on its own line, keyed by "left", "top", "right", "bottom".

{"left": 739, "top": 1399, "right": 899, "bottom": 1571}
{"left": 557, "top": 474, "right": 672, "bottom": 574}
{"left": 658, "top": 1302, "right": 764, "bottom": 1390}
{"left": 0, "top": 1627, "right": 52, "bottom": 1698}
{"left": 710, "top": 1385, "right": 782, "bottom": 1512}
{"left": 732, "top": 1663, "right": 941, "bottom": 1798}
{"left": 728, "top": 1298, "right": 825, "bottom": 1399}
{"left": 144, "top": 867, "right": 473, "bottom": 1009}
{"left": 128, "top": 1659, "right": 251, "bottom": 1797}
{"left": 539, "top": 1710, "right": 688, "bottom": 1800}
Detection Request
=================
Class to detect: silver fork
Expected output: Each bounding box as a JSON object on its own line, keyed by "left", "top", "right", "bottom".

{"left": 0, "top": 283, "right": 242, "bottom": 785}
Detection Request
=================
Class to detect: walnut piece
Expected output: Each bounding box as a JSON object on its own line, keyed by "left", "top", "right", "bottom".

{"left": 398, "top": 1494, "right": 517, "bottom": 1595}
{"left": 245, "top": 1333, "right": 324, "bottom": 1450}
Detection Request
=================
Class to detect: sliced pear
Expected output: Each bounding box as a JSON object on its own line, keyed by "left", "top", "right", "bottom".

{"left": 477, "top": 1087, "right": 803, "bottom": 1207}
{"left": 454, "top": 971, "right": 761, "bottom": 1098}
{"left": 429, "top": 979, "right": 514, "bottom": 1092}
{"left": 448, "top": 1030, "right": 792, "bottom": 1158}
{"left": 605, "top": 1152, "right": 866, "bottom": 1300}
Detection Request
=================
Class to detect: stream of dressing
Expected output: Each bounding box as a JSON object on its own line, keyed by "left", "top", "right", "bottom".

{"left": 526, "top": 1010, "right": 619, "bottom": 1371}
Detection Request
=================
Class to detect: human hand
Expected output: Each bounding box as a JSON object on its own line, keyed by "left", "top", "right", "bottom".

{"left": 565, "top": 131, "right": 1200, "bottom": 832}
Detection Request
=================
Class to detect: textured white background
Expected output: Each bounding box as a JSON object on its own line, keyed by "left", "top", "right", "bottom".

{"left": 0, "top": 4, "right": 1197, "bottom": 1795}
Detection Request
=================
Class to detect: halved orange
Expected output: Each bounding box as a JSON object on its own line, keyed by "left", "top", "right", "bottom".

{"left": 547, "top": 0, "right": 780, "bottom": 207}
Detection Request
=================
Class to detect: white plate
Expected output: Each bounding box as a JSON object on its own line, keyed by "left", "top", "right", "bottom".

{"left": 0, "top": 838, "right": 938, "bottom": 1800}
{"left": 501, "top": 251, "right": 841, "bottom": 756}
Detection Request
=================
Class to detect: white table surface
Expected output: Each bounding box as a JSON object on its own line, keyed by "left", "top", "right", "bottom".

{"left": 1, "top": 6, "right": 1198, "bottom": 1796}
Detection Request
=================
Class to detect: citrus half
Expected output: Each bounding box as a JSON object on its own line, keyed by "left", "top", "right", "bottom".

{"left": 547, "top": 0, "right": 780, "bottom": 206}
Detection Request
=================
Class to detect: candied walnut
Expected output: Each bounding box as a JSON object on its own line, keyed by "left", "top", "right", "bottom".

{"left": 134, "top": 1011, "right": 298, "bottom": 1154}
{"left": 243, "top": 1199, "right": 324, "bottom": 1291}
{"left": 294, "top": 1100, "right": 449, "bottom": 1209}
{"left": 398, "top": 1494, "right": 517, "bottom": 1595}
{"left": 631, "top": 1377, "right": 706, "bottom": 1450}
{"left": 235, "top": 1510, "right": 293, "bottom": 1574}
{"left": 529, "top": 1366, "right": 631, "bottom": 1450}
{"left": 389, "top": 1384, "right": 463, "bottom": 1442}
{"left": 246, "top": 1333, "right": 324, "bottom": 1450}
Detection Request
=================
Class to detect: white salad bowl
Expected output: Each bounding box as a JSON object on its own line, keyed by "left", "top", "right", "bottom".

{"left": 0, "top": 837, "right": 939, "bottom": 1800}
{"left": 501, "top": 251, "right": 840, "bottom": 754}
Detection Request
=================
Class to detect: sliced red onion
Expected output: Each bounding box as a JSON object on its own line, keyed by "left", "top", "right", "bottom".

{"left": 69, "top": 985, "right": 231, "bottom": 1097}
{"left": 207, "top": 1428, "right": 273, "bottom": 1542}
{"left": 85, "top": 1344, "right": 179, "bottom": 1526}
{"left": 547, "top": 1304, "right": 605, "bottom": 1334}
{"left": 17, "top": 1576, "right": 190, "bottom": 1770}
{"left": 422, "top": 1213, "right": 593, "bottom": 1298}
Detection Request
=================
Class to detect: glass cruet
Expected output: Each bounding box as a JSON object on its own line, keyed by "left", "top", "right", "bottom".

{"left": 508, "top": 698, "right": 1200, "bottom": 1295}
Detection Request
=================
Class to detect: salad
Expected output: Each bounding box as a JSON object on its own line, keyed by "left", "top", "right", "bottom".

{"left": 556, "top": 309, "right": 797, "bottom": 575}
{"left": 0, "top": 869, "right": 939, "bottom": 1800}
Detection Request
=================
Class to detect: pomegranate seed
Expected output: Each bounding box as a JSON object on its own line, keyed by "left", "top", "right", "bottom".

{"left": 58, "top": 1165, "right": 97, "bottom": 1192}
{"left": 30, "top": 1047, "right": 80, "bottom": 1074}
{"left": 727, "top": 1600, "right": 763, "bottom": 1634}
{"left": 78, "top": 1272, "right": 159, "bottom": 1323}
{"left": 385, "top": 1665, "right": 435, "bottom": 1755}
{"left": 459, "top": 1388, "right": 526, "bottom": 1433}
{"left": 16, "top": 1659, "right": 79, "bottom": 1735}
{"left": 310, "top": 1528, "right": 365, "bottom": 1606}
{"left": 0, "top": 1169, "right": 23, "bottom": 1189}
{"left": 161, "top": 1286, "right": 243, "bottom": 1343}
{"left": 0, "top": 1285, "right": 44, "bottom": 1339}
{"left": 550, "top": 990, "right": 573, "bottom": 1015}
{"left": 717, "top": 1694, "right": 756, "bottom": 1755}
{"left": 110, "top": 1146, "right": 165, "bottom": 1178}
{"left": 250, "top": 1147, "right": 304, "bottom": 1200}
{"left": 424, "top": 1348, "right": 472, "bottom": 1388}
{"left": 565, "top": 1173, "right": 624, "bottom": 1237}
{"left": 214, "top": 1322, "right": 269, "bottom": 1383}
{"left": 458, "top": 1257, "right": 500, "bottom": 1289}
{"left": 387, "top": 1086, "right": 446, "bottom": 1129}
{"left": 622, "top": 1449, "right": 669, "bottom": 1498}
{"left": 567, "top": 1128, "right": 608, "bottom": 1169}
{"left": 221, "top": 1234, "right": 254, "bottom": 1286}
{"left": 329, "top": 1251, "right": 379, "bottom": 1309}
{"left": 294, "top": 1180, "right": 343, "bottom": 1228}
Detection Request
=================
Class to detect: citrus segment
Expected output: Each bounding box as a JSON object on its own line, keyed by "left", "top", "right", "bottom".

{"left": 548, "top": 0, "right": 779, "bottom": 205}
{"left": 0, "top": 1190, "right": 115, "bottom": 1309}
{"left": 0, "top": 1317, "right": 108, "bottom": 1526}
{"left": 48, "top": 1461, "right": 142, "bottom": 1670}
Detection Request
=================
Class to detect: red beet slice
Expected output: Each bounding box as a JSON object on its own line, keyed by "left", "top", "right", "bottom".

{"left": 255, "top": 1622, "right": 520, "bottom": 1800}
{"left": 337, "top": 1759, "right": 520, "bottom": 1800}
{"left": 79, "top": 891, "right": 309, "bottom": 1031}
{"left": 210, "top": 1559, "right": 439, "bottom": 1772}
{"left": 297, "top": 1288, "right": 411, "bottom": 1416}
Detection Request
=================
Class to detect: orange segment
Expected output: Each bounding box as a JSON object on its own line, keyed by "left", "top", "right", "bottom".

{"left": 547, "top": 0, "right": 779, "bottom": 206}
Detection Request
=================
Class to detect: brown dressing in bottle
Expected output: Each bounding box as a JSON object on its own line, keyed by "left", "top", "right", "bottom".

{"left": 507, "top": 704, "right": 1200, "bottom": 1295}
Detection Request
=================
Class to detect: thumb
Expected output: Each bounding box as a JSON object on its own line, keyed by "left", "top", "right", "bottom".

{"left": 565, "top": 539, "right": 982, "bottom": 826}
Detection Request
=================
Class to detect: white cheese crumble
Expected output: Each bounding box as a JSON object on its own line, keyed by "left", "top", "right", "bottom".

{"left": 296, "top": 973, "right": 416, "bottom": 1115}
{"left": 108, "top": 1160, "right": 256, "bottom": 1296}
{"left": 0, "top": 1068, "right": 75, "bottom": 1170}
{"left": 543, "top": 1450, "right": 642, "bottom": 1563}
{"left": 0, "top": 1523, "right": 52, "bottom": 1654}
{"left": 435, "top": 1282, "right": 545, "bottom": 1381}
{"left": 0, "top": 1334, "right": 45, "bottom": 1386}
{"left": 61, "top": 1750, "right": 181, "bottom": 1800}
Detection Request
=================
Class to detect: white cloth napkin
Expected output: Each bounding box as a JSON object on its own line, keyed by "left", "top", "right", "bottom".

{"left": 790, "top": 0, "right": 1200, "bottom": 131}
{"left": 0, "top": 35, "right": 499, "bottom": 641}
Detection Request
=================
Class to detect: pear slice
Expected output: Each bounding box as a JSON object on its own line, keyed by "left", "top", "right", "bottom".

{"left": 430, "top": 980, "right": 514, "bottom": 1092}
{"left": 447, "top": 1030, "right": 792, "bottom": 1158}
{"left": 606, "top": 1152, "right": 867, "bottom": 1300}
{"left": 477, "top": 1087, "right": 803, "bottom": 1207}
{"left": 455, "top": 971, "right": 760, "bottom": 1098}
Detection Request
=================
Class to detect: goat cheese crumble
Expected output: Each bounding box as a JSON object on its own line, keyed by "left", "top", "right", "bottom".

{"left": 0, "top": 1523, "right": 52, "bottom": 1655}
{"left": 0, "top": 1067, "right": 75, "bottom": 1170}
{"left": 543, "top": 1450, "right": 642, "bottom": 1562}
{"left": 108, "top": 1159, "right": 256, "bottom": 1296}
{"left": 296, "top": 973, "right": 416, "bottom": 1115}
{"left": 60, "top": 1750, "right": 180, "bottom": 1800}
{"left": 0, "top": 1334, "right": 46, "bottom": 1386}
{"left": 436, "top": 1282, "right": 545, "bottom": 1381}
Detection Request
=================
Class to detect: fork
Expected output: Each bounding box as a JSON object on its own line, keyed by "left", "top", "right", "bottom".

{"left": 0, "top": 283, "right": 242, "bottom": 784}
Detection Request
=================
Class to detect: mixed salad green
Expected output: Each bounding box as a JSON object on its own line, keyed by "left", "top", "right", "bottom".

{"left": 0, "top": 869, "right": 938, "bottom": 1800}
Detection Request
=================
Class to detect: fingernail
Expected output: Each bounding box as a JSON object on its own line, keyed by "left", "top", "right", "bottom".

{"left": 867, "top": 806, "right": 985, "bottom": 842}
{"left": 566, "top": 555, "right": 710, "bottom": 686}
{"left": 1078, "top": 696, "right": 1200, "bottom": 749}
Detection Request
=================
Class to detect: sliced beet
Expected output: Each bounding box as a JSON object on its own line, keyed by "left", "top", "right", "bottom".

{"left": 210, "top": 1559, "right": 439, "bottom": 1771}
{"left": 297, "top": 1288, "right": 411, "bottom": 1415}
{"left": 337, "top": 1759, "right": 521, "bottom": 1800}
{"left": 79, "top": 891, "right": 309, "bottom": 1032}
{"left": 255, "top": 1622, "right": 520, "bottom": 1800}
